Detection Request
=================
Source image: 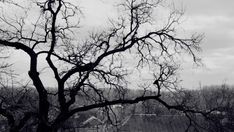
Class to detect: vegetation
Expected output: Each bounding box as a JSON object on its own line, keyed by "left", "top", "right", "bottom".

{"left": 1, "top": 85, "right": 234, "bottom": 131}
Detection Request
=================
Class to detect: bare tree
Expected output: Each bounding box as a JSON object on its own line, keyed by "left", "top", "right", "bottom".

{"left": 0, "top": 0, "right": 203, "bottom": 131}
{"left": 0, "top": 48, "right": 10, "bottom": 78}
{"left": 200, "top": 85, "right": 234, "bottom": 131}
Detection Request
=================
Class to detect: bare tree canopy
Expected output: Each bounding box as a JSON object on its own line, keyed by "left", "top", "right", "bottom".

{"left": 0, "top": 0, "right": 204, "bottom": 131}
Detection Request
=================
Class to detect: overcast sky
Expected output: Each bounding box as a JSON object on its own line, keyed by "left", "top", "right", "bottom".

{"left": 174, "top": 0, "right": 234, "bottom": 88}
{"left": 4, "top": 0, "right": 234, "bottom": 89}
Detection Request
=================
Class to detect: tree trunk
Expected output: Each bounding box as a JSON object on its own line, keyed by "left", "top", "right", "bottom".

{"left": 37, "top": 122, "right": 56, "bottom": 132}
{"left": 9, "top": 128, "right": 20, "bottom": 132}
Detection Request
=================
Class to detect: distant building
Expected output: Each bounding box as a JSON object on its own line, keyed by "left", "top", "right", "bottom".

{"left": 59, "top": 115, "right": 105, "bottom": 132}
{"left": 108, "top": 114, "right": 207, "bottom": 132}
{"left": 1, "top": 113, "right": 232, "bottom": 132}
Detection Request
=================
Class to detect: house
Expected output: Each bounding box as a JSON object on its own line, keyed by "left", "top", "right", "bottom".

{"left": 82, "top": 116, "right": 103, "bottom": 127}
{"left": 109, "top": 114, "right": 208, "bottom": 132}
{"left": 1, "top": 113, "right": 232, "bottom": 132}
{"left": 59, "top": 114, "right": 105, "bottom": 132}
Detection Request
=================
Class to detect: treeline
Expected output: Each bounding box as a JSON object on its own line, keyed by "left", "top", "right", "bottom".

{"left": 119, "top": 85, "right": 234, "bottom": 131}
{"left": 1, "top": 85, "right": 234, "bottom": 131}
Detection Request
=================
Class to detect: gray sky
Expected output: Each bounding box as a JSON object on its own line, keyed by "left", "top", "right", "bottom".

{"left": 4, "top": 0, "right": 234, "bottom": 89}
{"left": 175, "top": 0, "right": 234, "bottom": 88}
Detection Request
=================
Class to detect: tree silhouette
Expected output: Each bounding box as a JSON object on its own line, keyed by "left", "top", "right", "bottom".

{"left": 0, "top": 0, "right": 203, "bottom": 131}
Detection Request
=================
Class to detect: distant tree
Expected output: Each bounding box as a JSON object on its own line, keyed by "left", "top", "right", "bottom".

{"left": 0, "top": 0, "right": 203, "bottom": 131}
{"left": 0, "top": 84, "right": 38, "bottom": 132}
{"left": 0, "top": 48, "right": 10, "bottom": 79}
{"left": 201, "top": 85, "right": 234, "bottom": 131}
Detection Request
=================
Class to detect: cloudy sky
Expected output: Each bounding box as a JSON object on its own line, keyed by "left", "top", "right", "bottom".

{"left": 3, "top": 0, "right": 234, "bottom": 89}
{"left": 174, "top": 0, "right": 234, "bottom": 88}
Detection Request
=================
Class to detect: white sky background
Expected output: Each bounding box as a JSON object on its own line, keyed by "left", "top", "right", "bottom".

{"left": 2, "top": 0, "right": 234, "bottom": 89}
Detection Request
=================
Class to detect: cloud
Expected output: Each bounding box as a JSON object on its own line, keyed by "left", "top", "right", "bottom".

{"left": 181, "top": 46, "right": 234, "bottom": 88}
{"left": 178, "top": 0, "right": 234, "bottom": 88}
{"left": 178, "top": 0, "right": 234, "bottom": 16}
{"left": 79, "top": 0, "right": 118, "bottom": 27}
